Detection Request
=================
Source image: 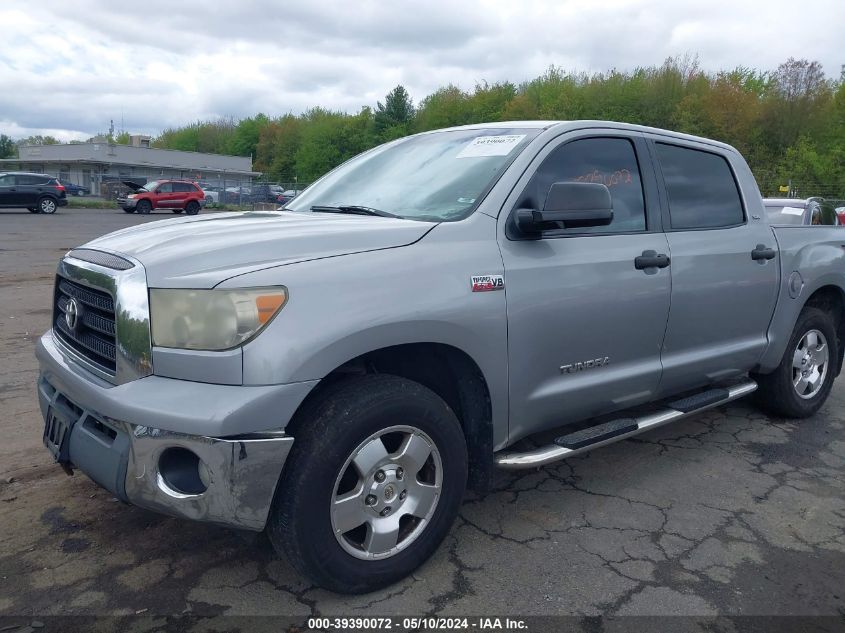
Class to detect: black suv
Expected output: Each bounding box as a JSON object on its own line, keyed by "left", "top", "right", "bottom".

{"left": 0, "top": 172, "right": 68, "bottom": 214}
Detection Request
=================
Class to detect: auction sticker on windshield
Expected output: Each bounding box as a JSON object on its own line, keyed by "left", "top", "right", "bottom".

{"left": 457, "top": 134, "right": 526, "bottom": 158}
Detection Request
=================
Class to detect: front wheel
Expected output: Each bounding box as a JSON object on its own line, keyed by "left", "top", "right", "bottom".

{"left": 267, "top": 374, "right": 467, "bottom": 594}
{"left": 136, "top": 200, "right": 152, "bottom": 214}
{"left": 755, "top": 306, "right": 838, "bottom": 418}
{"left": 38, "top": 197, "right": 58, "bottom": 214}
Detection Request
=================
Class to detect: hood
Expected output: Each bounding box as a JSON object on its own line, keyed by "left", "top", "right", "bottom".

{"left": 82, "top": 211, "right": 435, "bottom": 287}
{"left": 120, "top": 180, "right": 147, "bottom": 191}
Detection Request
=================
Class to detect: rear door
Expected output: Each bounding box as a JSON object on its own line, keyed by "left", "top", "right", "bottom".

{"left": 171, "top": 182, "right": 192, "bottom": 207}
{"left": 499, "top": 131, "right": 672, "bottom": 439}
{"left": 16, "top": 174, "right": 50, "bottom": 206}
{"left": 648, "top": 138, "right": 780, "bottom": 396}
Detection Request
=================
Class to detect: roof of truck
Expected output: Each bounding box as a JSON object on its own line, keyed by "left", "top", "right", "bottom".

{"left": 428, "top": 120, "right": 738, "bottom": 153}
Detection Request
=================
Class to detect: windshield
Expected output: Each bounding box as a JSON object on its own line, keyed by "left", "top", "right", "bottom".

{"left": 140, "top": 180, "right": 162, "bottom": 192}
{"left": 287, "top": 128, "right": 539, "bottom": 221}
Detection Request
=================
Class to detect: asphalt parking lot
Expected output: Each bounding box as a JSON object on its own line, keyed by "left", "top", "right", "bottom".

{"left": 1, "top": 208, "right": 844, "bottom": 626}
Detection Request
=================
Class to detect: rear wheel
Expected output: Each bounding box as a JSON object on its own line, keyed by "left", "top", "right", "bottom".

{"left": 185, "top": 201, "right": 200, "bottom": 215}
{"left": 38, "top": 197, "right": 58, "bottom": 214}
{"left": 136, "top": 200, "right": 152, "bottom": 215}
{"left": 267, "top": 374, "right": 467, "bottom": 594}
{"left": 755, "top": 306, "right": 838, "bottom": 418}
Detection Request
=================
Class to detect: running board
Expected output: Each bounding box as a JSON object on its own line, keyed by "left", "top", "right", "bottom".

{"left": 495, "top": 381, "right": 757, "bottom": 470}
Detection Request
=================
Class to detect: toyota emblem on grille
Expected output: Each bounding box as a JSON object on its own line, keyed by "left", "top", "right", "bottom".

{"left": 65, "top": 297, "right": 79, "bottom": 331}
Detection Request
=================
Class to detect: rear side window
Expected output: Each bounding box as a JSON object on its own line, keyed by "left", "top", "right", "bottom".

{"left": 173, "top": 182, "right": 198, "bottom": 192}
{"left": 16, "top": 175, "right": 50, "bottom": 185}
{"left": 655, "top": 143, "right": 744, "bottom": 230}
{"left": 528, "top": 137, "right": 647, "bottom": 234}
{"left": 765, "top": 203, "right": 806, "bottom": 225}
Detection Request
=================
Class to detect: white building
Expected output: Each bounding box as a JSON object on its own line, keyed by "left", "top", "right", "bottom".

{"left": 0, "top": 137, "right": 260, "bottom": 195}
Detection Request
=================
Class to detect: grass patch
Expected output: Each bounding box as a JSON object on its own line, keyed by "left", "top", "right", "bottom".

{"left": 66, "top": 197, "right": 118, "bottom": 209}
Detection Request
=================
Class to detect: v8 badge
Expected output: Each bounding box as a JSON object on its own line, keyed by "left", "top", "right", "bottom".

{"left": 471, "top": 275, "right": 505, "bottom": 292}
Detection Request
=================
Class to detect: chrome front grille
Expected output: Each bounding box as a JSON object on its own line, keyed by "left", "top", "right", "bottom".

{"left": 54, "top": 277, "right": 117, "bottom": 373}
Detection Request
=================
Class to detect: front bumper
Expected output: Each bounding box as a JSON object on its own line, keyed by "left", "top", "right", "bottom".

{"left": 36, "top": 331, "right": 318, "bottom": 531}
{"left": 119, "top": 197, "right": 138, "bottom": 209}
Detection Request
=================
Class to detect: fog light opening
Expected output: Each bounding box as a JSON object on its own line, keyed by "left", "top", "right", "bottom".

{"left": 158, "top": 447, "right": 208, "bottom": 495}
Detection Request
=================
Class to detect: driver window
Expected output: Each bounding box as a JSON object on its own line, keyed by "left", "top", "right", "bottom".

{"left": 156, "top": 182, "right": 173, "bottom": 193}
{"left": 528, "top": 137, "right": 647, "bottom": 234}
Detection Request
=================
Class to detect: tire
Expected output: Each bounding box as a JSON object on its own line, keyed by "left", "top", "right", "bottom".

{"left": 38, "top": 197, "right": 58, "bottom": 214}
{"left": 185, "top": 201, "right": 200, "bottom": 216}
{"left": 172, "top": 209, "right": 183, "bottom": 214}
{"left": 123, "top": 208, "right": 136, "bottom": 214}
{"left": 27, "top": 207, "right": 38, "bottom": 213}
{"left": 136, "top": 200, "right": 152, "bottom": 215}
{"left": 267, "top": 374, "right": 467, "bottom": 594}
{"left": 755, "top": 306, "right": 838, "bottom": 418}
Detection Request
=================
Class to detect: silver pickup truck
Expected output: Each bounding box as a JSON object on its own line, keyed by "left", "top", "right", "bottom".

{"left": 36, "top": 121, "right": 845, "bottom": 593}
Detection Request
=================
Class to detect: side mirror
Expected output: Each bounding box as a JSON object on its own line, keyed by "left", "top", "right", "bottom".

{"left": 515, "top": 182, "right": 613, "bottom": 234}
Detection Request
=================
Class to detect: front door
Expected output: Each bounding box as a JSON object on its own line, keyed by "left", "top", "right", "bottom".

{"left": 0, "top": 173, "right": 20, "bottom": 206}
{"left": 153, "top": 182, "right": 176, "bottom": 208}
{"left": 500, "top": 133, "right": 672, "bottom": 442}
{"left": 647, "top": 139, "right": 780, "bottom": 396}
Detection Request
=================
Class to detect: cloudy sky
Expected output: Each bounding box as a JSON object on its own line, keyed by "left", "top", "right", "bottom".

{"left": 1, "top": 0, "right": 842, "bottom": 141}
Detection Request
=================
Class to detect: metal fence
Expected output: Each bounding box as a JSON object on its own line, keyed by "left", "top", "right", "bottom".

{"left": 756, "top": 175, "right": 843, "bottom": 201}
{"left": 199, "top": 180, "right": 311, "bottom": 209}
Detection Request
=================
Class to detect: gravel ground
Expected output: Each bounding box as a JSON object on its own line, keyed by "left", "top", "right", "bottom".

{"left": 0, "top": 208, "right": 844, "bottom": 628}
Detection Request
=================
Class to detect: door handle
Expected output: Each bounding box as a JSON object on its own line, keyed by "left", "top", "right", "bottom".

{"left": 634, "top": 250, "right": 670, "bottom": 270}
{"left": 751, "top": 244, "right": 776, "bottom": 261}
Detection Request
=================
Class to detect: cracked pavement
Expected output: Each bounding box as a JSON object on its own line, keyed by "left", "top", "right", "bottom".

{"left": 1, "top": 209, "right": 844, "bottom": 623}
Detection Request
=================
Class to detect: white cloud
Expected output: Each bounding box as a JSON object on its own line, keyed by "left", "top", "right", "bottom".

{"left": 0, "top": 0, "right": 841, "bottom": 139}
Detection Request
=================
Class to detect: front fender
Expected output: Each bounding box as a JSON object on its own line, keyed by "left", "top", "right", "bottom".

{"left": 229, "top": 215, "right": 510, "bottom": 445}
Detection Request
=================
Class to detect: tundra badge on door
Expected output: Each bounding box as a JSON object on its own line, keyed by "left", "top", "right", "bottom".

{"left": 560, "top": 357, "right": 610, "bottom": 374}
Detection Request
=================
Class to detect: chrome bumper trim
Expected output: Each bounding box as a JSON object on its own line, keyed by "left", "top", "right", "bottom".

{"left": 125, "top": 425, "right": 291, "bottom": 531}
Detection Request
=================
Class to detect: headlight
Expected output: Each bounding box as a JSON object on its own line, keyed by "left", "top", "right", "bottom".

{"left": 127, "top": 194, "right": 137, "bottom": 199}
{"left": 150, "top": 287, "right": 287, "bottom": 350}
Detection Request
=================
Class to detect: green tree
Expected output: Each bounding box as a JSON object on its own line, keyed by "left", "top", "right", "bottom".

{"left": 0, "top": 134, "right": 15, "bottom": 158}
{"left": 18, "top": 134, "right": 59, "bottom": 146}
{"left": 374, "top": 85, "right": 414, "bottom": 140}
{"left": 295, "top": 108, "right": 375, "bottom": 182}
{"left": 764, "top": 58, "right": 833, "bottom": 153}
{"left": 227, "top": 113, "right": 270, "bottom": 157}
{"left": 255, "top": 115, "right": 304, "bottom": 182}
{"left": 415, "top": 85, "right": 472, "bottom": 131}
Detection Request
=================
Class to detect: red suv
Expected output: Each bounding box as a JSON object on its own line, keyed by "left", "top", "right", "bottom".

{"left": 118, "top": 179, "right": 205, "bottom": 215}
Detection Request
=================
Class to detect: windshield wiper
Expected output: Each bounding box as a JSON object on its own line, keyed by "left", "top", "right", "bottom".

{"left": 310, "top": 205, "right": 400, "bottom": 218}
